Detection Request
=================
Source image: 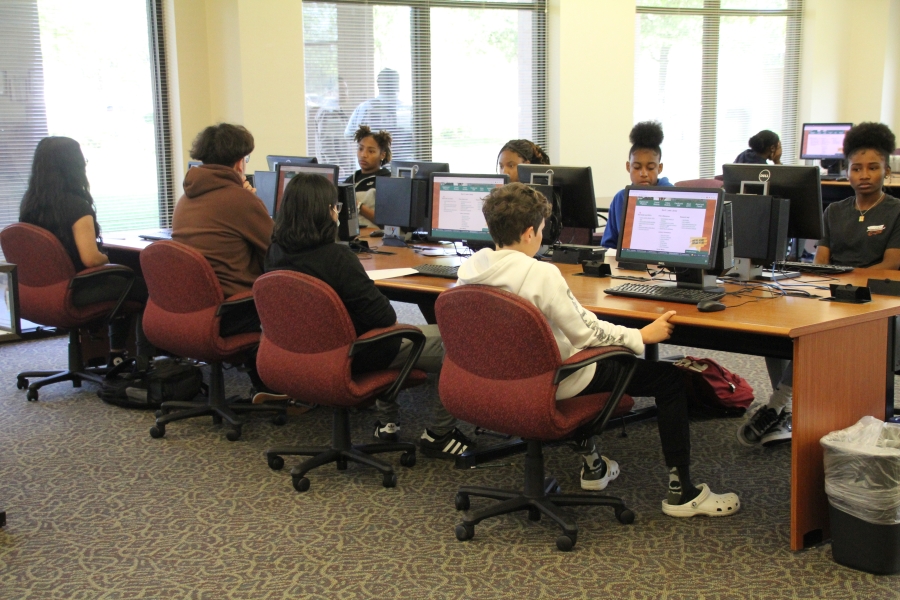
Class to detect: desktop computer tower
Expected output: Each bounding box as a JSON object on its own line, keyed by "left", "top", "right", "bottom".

{"left": 373, "top": 177, "right": 429, "bottom": 245}
{"left": 337, "top": 183, "right": 360, "bottom": 241}
{"left": 727, "top": 193, "right": 789, "bottom": 264}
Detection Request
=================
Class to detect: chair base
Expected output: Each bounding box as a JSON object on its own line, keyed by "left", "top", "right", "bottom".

{"left": 453, "top": 440, "right": 633, "bottom": 551}
{"left": 150, "top": 362, "right": 285, "bottom": 442}
{"left": 265, "top": 406, "right": 416, "bottom": 491}
{"left": 15, "top": 330, "right": 108, "bottom": 401}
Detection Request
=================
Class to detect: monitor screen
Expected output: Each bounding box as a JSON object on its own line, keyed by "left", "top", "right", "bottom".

{"left": 799, "top": 123, "right": 852, "bottom": 159}
{"left": 254, "top": 171, "right": 277, "bottom": 218}
{"left": 617, "top": 186, "right": 723, "bottom": 269}
{"left": 516, "top": 165, "right": 598, "bottom": 229}
{"left": 187, "top": 161, "right": 202, "bottom": 170}
{"left": 274, "top": 164, "right": 340, "bottom": 216}
{"left": 428, "top": 173, "right": 509, "bottom": 244}
{"left": 391, "top": 160, "right": 450, "bottom": 179}
{"left": 266, "top": 155, "right": 318, "bottom": 171}
{"left": 722, "top": 164, "right": 823, "bottom": 239}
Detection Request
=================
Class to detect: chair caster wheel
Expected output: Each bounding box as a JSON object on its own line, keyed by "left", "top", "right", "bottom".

{"left": 26, "top": 389, "right": 38, "bottom": 402}
{"left": 16, "top": 377, "right": 28, "bottom": 390}
{"left": 382, "top": 472, "right": 397, "bottom": 488}
{"left": 556, "top": 533, "right": 576, "bottom": 552}
{"left": 455, "top": 523, "right": 474, "bottom": 541}
{"left": 616, "top": 508, "right": 635, "bottom": 525}
{"left": 149, "top": 425, "right": 165, "bottom": 438}
{"left": 154, "top": 410, "right": 163, "bottom": 419}
{"left": 336, "top": 458, "right": 348, "bottom": 471}
{"left": 293, "top": 476, "right": 310, "bottom": 492}
{"left": 272, "top": 414, "right": 287, "bottom": 426}
{"left": 455, "top": 493, "right": 470, "bottom": 511}
{"left": 528, "top": 508, "right": 541, "bottom": 521}
{"left": 400, "top": 451, "right": 416, "bottom": 467}
{"left": 267, "top": 455, "right": 285, "bottom": 470}
{"left": 226, "top": 427, "right": 241, "bottom": 442}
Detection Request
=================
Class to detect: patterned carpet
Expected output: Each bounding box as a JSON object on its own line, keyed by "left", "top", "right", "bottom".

{"left": 2, "top": 302, "right": 900, "bottom": 599}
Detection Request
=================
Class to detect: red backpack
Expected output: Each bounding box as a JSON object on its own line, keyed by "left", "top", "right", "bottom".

{"left": 671, "top": 356, "right": 754, "bottom": 419}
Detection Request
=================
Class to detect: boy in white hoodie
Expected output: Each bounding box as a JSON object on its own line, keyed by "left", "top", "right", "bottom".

{"left": 456, "top": 183, "right": 740, "bottom": 518}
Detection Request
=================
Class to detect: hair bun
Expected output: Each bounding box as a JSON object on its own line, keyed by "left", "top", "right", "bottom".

{"left": 629, "top": 121, "right": 664, "bottom": 148}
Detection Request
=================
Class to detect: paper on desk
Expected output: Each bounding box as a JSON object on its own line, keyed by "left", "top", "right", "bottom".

{"left": 366, "top": 268, "right": 418, "bottom": 281}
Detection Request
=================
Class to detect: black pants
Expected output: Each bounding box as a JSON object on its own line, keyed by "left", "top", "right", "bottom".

{"left": 581, "top": 357, "right": 691, "bottom": 467}
{"left": 71, "top": 274, "right": 153, "bottom": 357}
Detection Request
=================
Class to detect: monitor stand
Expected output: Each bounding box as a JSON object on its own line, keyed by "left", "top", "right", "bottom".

{"left": 658, "top": 268, "right": 724, "bottom": 293}
{"left": 731, "top": 257, "right": 800, "bottom": 281}
{"left": 381, "top": 225, "right": 410, "bottom": 247}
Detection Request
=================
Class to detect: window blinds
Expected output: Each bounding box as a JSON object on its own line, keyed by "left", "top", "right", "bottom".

{"left": 635, "top": 0, "right": 802, "bottom": 179}
{"left": 302, "top": 0, "right": 547, "bottom": 177}
{"left": 0, "top": 0, "right": 173, "bottom": 262}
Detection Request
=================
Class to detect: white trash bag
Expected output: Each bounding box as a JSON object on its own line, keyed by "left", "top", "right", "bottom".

{"left": 821, "top": 416, "right": 900, "bottom": 525}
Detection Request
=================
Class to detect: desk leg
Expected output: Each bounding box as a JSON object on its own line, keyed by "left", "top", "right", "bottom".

{"left": 791, "top": 318, "right": 887, "bottom": 550}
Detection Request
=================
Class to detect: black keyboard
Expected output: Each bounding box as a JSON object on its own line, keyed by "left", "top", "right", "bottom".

{"left": 772, "top": 261, "right": 854, "bottom": 274}
{"left": 604, "top": 283, "right": 725, "bottom": 304}
{"left": 413, "top": 264, "right": 459, "bottom": 279}
{"left": 138, "top": 229, "right": 173, "bottom": 241}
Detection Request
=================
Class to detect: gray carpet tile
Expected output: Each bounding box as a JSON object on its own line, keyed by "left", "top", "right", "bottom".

{"left": 2, "top": 303, "right": 900, "bottom": 599}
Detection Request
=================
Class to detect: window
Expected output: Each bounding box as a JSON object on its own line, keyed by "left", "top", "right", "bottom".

{"left": 302, "top": 0, "right": 547, "bottom": 177}
{"left": 634, "top": 0, "right": 802, "bottom": 178}
{"left": 0, "top": 0, "right": 172, "bottom": 258}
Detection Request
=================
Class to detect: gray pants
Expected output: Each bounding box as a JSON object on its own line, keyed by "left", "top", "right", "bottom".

{"left": 764, "top": 357, "right": 793, "bottom": 389}
{"left": 376, "top": 324, "right": 457, "bottom": 435}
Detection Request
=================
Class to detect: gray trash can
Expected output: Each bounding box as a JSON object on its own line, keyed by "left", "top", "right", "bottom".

{"left": 821, "top": 416, "right": 900, "bottom": 574}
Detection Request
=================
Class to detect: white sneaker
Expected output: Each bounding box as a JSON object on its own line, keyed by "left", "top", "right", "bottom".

{"left": 580, "top": 456, "right": 620, "bottom": 491}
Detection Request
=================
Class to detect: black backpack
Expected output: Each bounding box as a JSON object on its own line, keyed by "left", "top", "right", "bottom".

{"left": 98, "top": 358, "right": 204, "bottom": 410}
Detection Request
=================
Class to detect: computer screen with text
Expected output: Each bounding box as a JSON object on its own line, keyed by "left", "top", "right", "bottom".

{"left": 429, "top": 174, "right": 507, "bottom": 243}
{"left": 800, "top": 123, "right": 852, "bottom": 159}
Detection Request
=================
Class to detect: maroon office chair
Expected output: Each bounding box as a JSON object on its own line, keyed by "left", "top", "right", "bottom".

{"left": 675, "top": 178, "right": 724, "bottom": 188}
{"left": 436, "top": 285, "right": 638, "bottom": 552}
{"left": 1, "top": 223, "right": 139, "bottom": 401}
{"left": 141, "top": 240, "right": 283, "bottom": 442}
{"left": 253, "top": 270, "right": 428, "bottom": 491}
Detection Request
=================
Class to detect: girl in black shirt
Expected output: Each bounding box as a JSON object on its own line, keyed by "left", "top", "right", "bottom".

{"left": 344, "top": 126, "right": 392, "bottom": 226}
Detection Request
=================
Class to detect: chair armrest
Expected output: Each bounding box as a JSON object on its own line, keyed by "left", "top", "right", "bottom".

{"left": 216, "top": 291, "right": 256, "bottom": 317}
{"left": 69, "top": 264, "right": 136, "bottom": 322}
{"left": 350, "top": 325, "right": 427, "bottom": 405}
{"left": 554, "top": 346, "right": 636, "bottom": 385}
{"left": 349, "top": 324, "right": 426, "bottom": 357}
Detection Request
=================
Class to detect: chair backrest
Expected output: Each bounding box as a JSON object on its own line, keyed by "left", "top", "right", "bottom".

{"left": 253, "top": 270, "right": 362, "bottom": 406}
{"left": 436, "top": 285, "right": 582, "bottom": 440}
{"left": 0, "top": 223, "right": 86, "bottom": 327}
{"left": 675, "top": 178, "right": 723, "bottom": 189}
{"left": 140, "top": 240, "right": 248, "bottom": 362}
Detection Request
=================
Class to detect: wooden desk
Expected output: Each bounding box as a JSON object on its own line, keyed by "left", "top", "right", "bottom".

{"left": 105, "top": 231, "right": 900, "bottom": 550}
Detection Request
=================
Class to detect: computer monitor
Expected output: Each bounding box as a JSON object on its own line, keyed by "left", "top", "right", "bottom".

{"left": 428, "top": 173, "right": 509, "bottom": 248}
{"left": 726, "top": 193, "right": 791, "bottom": 281}
{"left": 722, "top": 164, "right": 823, "bottom": 240}
{"left": 187, "top": 161, "right": 202, "bottom": 170}
{"left": 617, "top": 186, "right": 729, "bottom": 292}
{"left": 266, "top": 155, "right": 318, "bottom": 171}
{"left": 517, "top": 165, "right": 599, "bottom": 229}
{"left": 254, "top": 171, "right": 277, "bottom": 218}
{"left": 273, "top": 163, "right": 340, "bottom": 217}
{"left": 391, "top": 160, "right": 450, "bottom": 179}
{"left": 800, "top": 122, "right": 852, "bottom": 177}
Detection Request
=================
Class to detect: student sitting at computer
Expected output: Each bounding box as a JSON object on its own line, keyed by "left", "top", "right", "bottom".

{"left": 345, "top": 125, "right": 392, "bottom": 227}
{"left": 600, "top": 121, "right": 672, "bottom": 249}
{"left": 172, "top": 123, "right": 272, "bottom": 389}
{"left": 733, "top": 130, "right": 782, "bottom": 165}
{"left": 497, "top": 139, "right": 550, "bottom": 183}
{"left": 264, "top": 172, "right": 474, "bottom": 459}
{"left": 19, "top": 136, "right": 154, "bottom": 370}
{"left": 738, "top": 122, "right": 897, "bottom": 449}
{"left": 458, "top": 183, "right": 740, "bottom": 516}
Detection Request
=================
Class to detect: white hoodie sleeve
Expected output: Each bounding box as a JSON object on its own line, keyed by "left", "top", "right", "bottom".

{"left": 538, "top": 267, "right": 645, "bottom": 356}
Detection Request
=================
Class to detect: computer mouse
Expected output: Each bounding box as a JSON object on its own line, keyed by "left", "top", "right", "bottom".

{"left": 369, "top": 229, "right": 385, "bottom": 238}
{"left": 697, "top": 300, "right": 726, "bottom": 312}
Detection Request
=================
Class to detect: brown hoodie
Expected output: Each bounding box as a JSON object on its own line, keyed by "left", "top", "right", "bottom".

{"left": 172, "top": 164, "right": 273, "bottom": 297}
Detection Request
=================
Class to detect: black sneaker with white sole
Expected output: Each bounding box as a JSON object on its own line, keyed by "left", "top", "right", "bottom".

{"left": 419, "top": 427, "right": 474, "bottom": 459}
{"left": 374, "top": 421, "right": 400, "bottom": 442}
{"left": 760, "top": 412, "right": 792, "bottom": 446}
{"left": 736, "top": 405, "right": 781, "bottom": 447}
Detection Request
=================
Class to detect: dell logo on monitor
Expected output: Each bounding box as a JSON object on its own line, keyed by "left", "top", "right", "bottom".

{"left": 758, "top": 169, "right": 771, "bottom": 182}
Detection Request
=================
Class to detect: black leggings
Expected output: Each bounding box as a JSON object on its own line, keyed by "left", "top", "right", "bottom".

{"left": 581, "top": 357, "right": 691, "bottom": 467}
{"left": 71, "top": 274, "right": 152, "bottom": 357}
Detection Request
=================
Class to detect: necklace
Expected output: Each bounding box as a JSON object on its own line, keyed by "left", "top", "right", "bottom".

{"left": 856, "top": 192, "right": 885, "bottom": 222}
